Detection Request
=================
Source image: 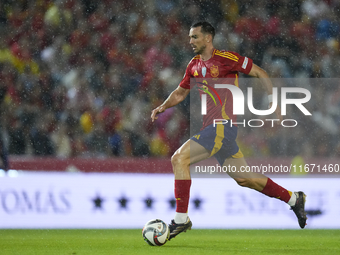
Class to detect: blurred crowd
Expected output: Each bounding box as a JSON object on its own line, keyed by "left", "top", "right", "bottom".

{"left": 1, "top": 0, "right": 340, "bottom": 167}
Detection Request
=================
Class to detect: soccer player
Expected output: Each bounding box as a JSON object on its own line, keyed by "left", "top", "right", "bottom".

{"left": 151, "top": 21, "right": 307, "bottom": 240}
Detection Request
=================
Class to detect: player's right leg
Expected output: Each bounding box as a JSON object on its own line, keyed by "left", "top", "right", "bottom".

{"left": 168, "top": 139, "right": 211, "bottom": 240}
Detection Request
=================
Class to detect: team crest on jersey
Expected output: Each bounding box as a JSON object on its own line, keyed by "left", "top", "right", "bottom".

{"left": 210, "top": 65, "right": 219, "bottom": 77}
{"left": 194, "top": 70, "right": 198, "bottom": 76}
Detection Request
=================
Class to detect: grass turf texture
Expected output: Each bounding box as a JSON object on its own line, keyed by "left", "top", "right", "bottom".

{"left": 0, "top": 229, "right": 339, "bottom": 255}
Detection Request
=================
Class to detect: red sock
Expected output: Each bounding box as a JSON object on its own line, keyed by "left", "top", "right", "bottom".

{"left": 260, "top": 178, "right": 292, "bottom": 203}
{"left": 175, "top": 180, "right": 191, "bottom": 213}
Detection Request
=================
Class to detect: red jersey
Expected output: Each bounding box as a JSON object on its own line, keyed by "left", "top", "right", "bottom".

{"left": 179, "top": 49, "right": 253, "bottom": 129}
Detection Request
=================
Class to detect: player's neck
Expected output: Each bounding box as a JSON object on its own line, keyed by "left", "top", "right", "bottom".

{"left": 200, "top": 45, "right": 214, "bottom": 61}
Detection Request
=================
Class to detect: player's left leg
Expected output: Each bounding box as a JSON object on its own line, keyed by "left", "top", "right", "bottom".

{"left": 223, "top": 156, "right": 307, "bottom": 228}
{"left": 223, "top": 157, "right": 268, "bottom": 191}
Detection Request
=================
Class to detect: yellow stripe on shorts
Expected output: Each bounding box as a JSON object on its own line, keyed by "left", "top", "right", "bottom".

{"left": 210, "top": 124, "right": 224, "bottom": 157}
{"left": 231, "top": 148, "right": 244, "bottom": 159}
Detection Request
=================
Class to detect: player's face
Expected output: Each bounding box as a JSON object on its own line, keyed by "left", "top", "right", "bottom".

{"left": 189, "top": 27, "right": 207, "bottom": 54}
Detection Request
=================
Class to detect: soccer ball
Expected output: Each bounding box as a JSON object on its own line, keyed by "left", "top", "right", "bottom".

{"left": 142, "top": 219, "right": 170, "bottom": 246}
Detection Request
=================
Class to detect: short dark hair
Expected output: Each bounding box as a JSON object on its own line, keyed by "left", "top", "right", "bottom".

{"left": 191, "top": 21, "right": 215, "bottom": 40}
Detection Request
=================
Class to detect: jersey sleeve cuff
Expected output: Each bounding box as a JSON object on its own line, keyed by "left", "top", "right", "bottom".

{"left": 242, "top": 57, "right": 253, "bottom": 75}
{"left": 179, "top": 83, "right": 191, "bottom": 90}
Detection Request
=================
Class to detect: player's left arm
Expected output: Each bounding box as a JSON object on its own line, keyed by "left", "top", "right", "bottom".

{"left": 248, "top": 64, "right": 272, "bottom": 96}
{"left": 248, "top": 64, "right": 282, "bottom": 121}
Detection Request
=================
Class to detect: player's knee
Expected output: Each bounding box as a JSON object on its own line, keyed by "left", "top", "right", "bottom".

{"left": 234, "top": 178, "right": 254, "bottom": 188}
{"left": 171, "top": 152, "right": 182, "bottom": 168}
{"left": 171, "top": 151, "right": 189, "bottom": 168}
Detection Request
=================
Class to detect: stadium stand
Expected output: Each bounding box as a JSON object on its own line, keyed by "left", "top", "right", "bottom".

{"left": 0, "top": 0, "right": 340, "bottom": 171}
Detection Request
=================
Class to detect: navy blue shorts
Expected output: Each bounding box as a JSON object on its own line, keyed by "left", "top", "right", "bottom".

{"left": 191, "top": 123, "right": 243, "bottom": 166}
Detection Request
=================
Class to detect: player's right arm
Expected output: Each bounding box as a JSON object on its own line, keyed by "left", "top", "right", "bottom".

{"left": 151, "top": 57, "right": 196, "bottom": 122}
{"left": 151, "top": 86, "right": 190, "bottom": 122}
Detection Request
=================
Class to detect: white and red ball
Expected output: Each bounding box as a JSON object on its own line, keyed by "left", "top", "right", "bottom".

{"left": 142, "top": 219, "right": 170, "bottom": 246}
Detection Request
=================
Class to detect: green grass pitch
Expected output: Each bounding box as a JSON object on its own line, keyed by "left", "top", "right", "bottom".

{"left": 1, "top": 229, "right": 339, "bottom": 255}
